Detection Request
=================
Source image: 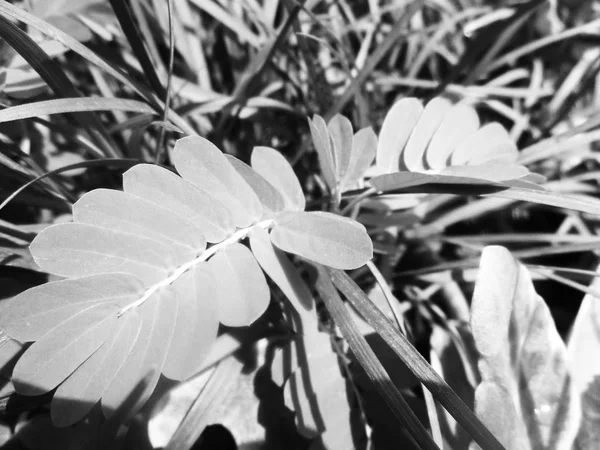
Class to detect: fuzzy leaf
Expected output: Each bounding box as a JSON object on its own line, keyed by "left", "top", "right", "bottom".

{"left": 171, "top": 135, "right": 262, "bottom": 227}
{"left": 470, "top": 246, "right": 580, "bottom": 450}
{"left": 328, "top": 114, "right": 353, "bottom": 180}
{"left": 340, "top": 127, "right": 377, "bottom": 191}
{"left": 13, "top": 303, "right": 120, "bottom": 396}
{"left": 123, "top": 164, "right": 233, "bottom": 243}
{"left": 376, "top": 97, "right": 423, "bottom": 172}
{"left": 271, "top": 211, "right": 373, "bottom": 269}
{"left": 225, "top": 155, "right": 285, "bottom": 219}
{"left": 209, "top": 243, "right": 270, "bottom": 327}
{"left": 162, "top": 263, "right": 219, "bottom": 381}
{"left": 308, "top": 115, "right": 337, "bottom": 191}
{"left": 251, "top": 146, "right": 305, "bottom": 211}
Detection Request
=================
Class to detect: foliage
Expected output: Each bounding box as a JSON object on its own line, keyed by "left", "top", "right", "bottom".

{"left": 1, "top": 0, "right": 600, "bottom": 449}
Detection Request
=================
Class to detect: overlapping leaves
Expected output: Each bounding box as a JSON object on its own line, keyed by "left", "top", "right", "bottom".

{"left": 0, "top": 136, "right": 373, "bottom": 427}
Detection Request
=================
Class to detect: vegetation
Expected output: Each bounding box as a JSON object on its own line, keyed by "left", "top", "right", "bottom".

{"left": 0, "top": 0, "right": 599, "bottom": 449}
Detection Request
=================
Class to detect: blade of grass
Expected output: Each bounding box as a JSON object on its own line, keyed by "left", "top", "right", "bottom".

{"left": 315, "top": 265, "right": 440, "bottom": 450}
{"left": 329, "top": 269, "right": 506, "bottom": 450}
{"left": 0, "top": 13, "right": 119, "bottom": 158}
{"left": 0, "top": 97, "right": 156, "bottom": 123}
{"left": 155, "top": 0, "right": 175, "bottom": 163}
{"left": 109, "top": 0, "right": 166, "bottom": 99}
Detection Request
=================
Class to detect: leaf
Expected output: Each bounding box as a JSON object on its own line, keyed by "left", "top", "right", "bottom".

{"left": 328, "top": 114, "right": 353, "bottom": 180}
{"left": 171, "top": 136, "right": 262, "bottom": 227}
{"left": 225, "top": 155, "right": 286, "bottom": 219}
{"left": 51, "top": 310, "right": 142, "bottom": 427}
{"left": 209, "top": 243, "right": 270, "bottom": 327}
{"left": 567, "top": 264, "right": 600, "bottom": 448}
{"left": 376, "top": 97, "right": 423, "bottom": 172}
{"left": 73, "top": 189, "right": 207, "bottom": 253}
{"left": 13, "top": 303, "right": 120, "bottom": 396}
{"left": 439, "top": 163, "right": 530, "bottom": 182}
{"left": 451, "top": 123, "right": 518, "bottom": 166}
{"left": 470, "top": 246, "right": 580, "bottom": 450}
{"left": 271, "top": 211, "right": 373, "bottom": 270}
{"left": 251, "top": 146, "right": 305, "bottom": 212}
{"left": 0, "top": 274, "right": 144, "bottom": 342}
{"left": 30, "top": 223, "right": 181, "bottom": 285}
{"left": 308, "top": 115, "right": 337, "bottom": 191}
{"left": 340, "top": 127, "right": 377, "bottom": 191}
{"left": 403, "top": 97, "right": 452, "bottom": 172}
{"left": 123, "top": 164, "right": 234, "bottom": 243}
{"left": 162, "top": 263, "right": 219, "bottom": 381}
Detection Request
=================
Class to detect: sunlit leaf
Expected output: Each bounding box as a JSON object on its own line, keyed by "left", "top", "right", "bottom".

{"left": 271, "top": 211, "right": 373, "bottom": 270}
{"left": 123, "top": 164, "right": 234, "bottom": 243}
{"left": 209, "top": 243, "right": 270, "bottom": 327}
{"left": 171, "top": 136, "right": 262, "bottom": 227}
{"left": 451, "top": 123, "right": 517, "bottom": 166}
{"left": 328, "top": 114, "right": 353, "bottom": 180}
{"left": 225, "top": 155, "right": 285, "bottom": 219}
{"left": 308, "top": 115, "right": 337, "bottom": 191}
{"left": 439, "top": 163, "right": 529, "bottom": 182}
{"left": 162, "top": 263, "right": 219, "bottom": 381}
{"left": 470, "top": 246, "right": 580, "bottom": 450}
{"left": 377, "top": 97, "right": 423, "bottom": 172}
{"left": 250, "top": 146, "right": 305, "bottom": 211}
{"left": 340, "top": 127, "right": 377, "bottom": 191}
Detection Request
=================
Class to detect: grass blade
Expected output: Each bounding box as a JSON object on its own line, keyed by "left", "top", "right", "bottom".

{"left": 329, "top": 269, "right": 506, "bottom": 450}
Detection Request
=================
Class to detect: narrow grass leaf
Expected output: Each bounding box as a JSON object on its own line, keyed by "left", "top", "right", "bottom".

{"left": 73, "top": 189, "right": 207, "bottom": 253}
{"left": 30, "top": 223, "right": 179, "bottom": 285}
{"left": 123, "top": 164, "right": 234, "bottom": 243}
{"left": 271, "top": 211, "right": 373, "bottom": 270}
{"left": 376, "top": 98, "right": 423, "bottom": 172}
{"left": 0, "top": 98, "right": 155, "bottom": 123}
{"left": 340, "top": 127, "right": 377, "bottom": 191}
{"left": 163, "top": 263, "right": 219, "bottom": 381}
{"left": 329, "top": 269, "right": 506, "bottom": 450}
{"left": 225, "top": 156, "right": 285, "bottom": 219}
{"left": 209, "top": 243, "right": 270, "bottom": 327}
{"left": 251, "top": 146, "right": 305, "bottom": 211}
{"left": 470, "top": 246, "right": 580, "bottom": 450}
{"left": 486, "top": 186, "right": 600, "bottom": 215}
{"left": 172, "top": 136, "right": 262, "bottom": 227}
{"left": 13, "top": 303, "right": 120, "bottom": 396}
{"left": 51, "top": 311, "right": 142, "bottom": 427}
{"left": 440, "top": 163, "right": 529, "bottom": 181}
{"left": 0, "top": 274, "right": 143, "bottom": 342}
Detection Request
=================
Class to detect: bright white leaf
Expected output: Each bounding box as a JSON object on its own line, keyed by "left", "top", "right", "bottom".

{"left": 308, "top": 115, "right": 337, "bottom": 191}
{"left": 251, "top": 146, "right": 305, "bottom": 211}
{"left": 340, "top": 127, "right": 377, "bottom": 191}
{"left": 30, "top": 223, "right": 181, "bottom": 285}
{"left": 376, "top": 97, "right": 423, "bottom": 172}
{"left": 439, "top": 163, "right": 530, "bottom": 182}
{"left": 403, "top": 97, "right": 452, "bottom": 172}
{"left": 0, "top": 273, "right": 143, "bottom": 342}
{"left": 13, "top": 303, "right": 120, "bottom": 396}
{"left": 73, "top": 189, "right": 207, "bottom": 253}
{"left": 225, "top": 155, "right": 285, "bottom": 219}
{"left": 123, "top": 164, "right": 233, "bottom": 243}
{"left": 209, "top": 243, "right": 270, "bottom": 327}
{"left": 470, "top": 246, "right": 580, "bottom": 450}
{"left": 51, "top": 311, "right": 142, "bottom": 427}
{"left": 451, "top": 123, "right": 517, "bottom": 166}
{"left": 328, "top": 114, "right": 353, "bottom": 180}
{"left": 171, "top": 136, "right": 262, "bottom": 227}
{"left": 162, "top": 263, "right": 219, "bottom": 381}
{"left": 270, "top": 211, "right": 373, "bottom": 270}
{"left": 426, "top": 103, "right": 480, "bottom": 170}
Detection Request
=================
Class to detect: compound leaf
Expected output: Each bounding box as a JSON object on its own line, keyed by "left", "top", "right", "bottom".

{"left": 13, "top": 303, "right": 121, "bottom": 396}
{"left": 123, "top": 164, "right": 233, "bottom": 243}
{"left": 225, "top": 155, "right": 285, "bottom": 219}
{"left": 251, "top": 146, "right": 305, "bottom": 211}
{"left": 209, "top": 243, "right": 270, "bottom": 327}
{"left": 271, "top": 211, "right": 373, "bottom": 270}
{"left": 171, "top": 135, "right": 262, "bottom": 227}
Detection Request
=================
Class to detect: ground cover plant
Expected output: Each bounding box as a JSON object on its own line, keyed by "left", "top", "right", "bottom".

{"left": 0, "top": 0, "right": 599, "bottom": 449}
